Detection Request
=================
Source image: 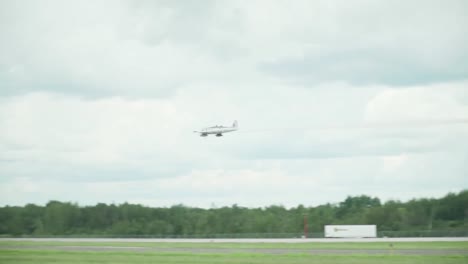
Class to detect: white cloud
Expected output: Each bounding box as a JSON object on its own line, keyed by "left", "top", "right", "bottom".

{"left": 2, "top": 151, "right": 465, "bottom": 208}
{"left": 2, "top": 0, "right": 467, "bottom": 97}
{"left": 1, "top": 80, "right": 467, "bottom": 207}
{"left": 365, "top": 81, "right": 468, "bottom": 122}
{"left": 0, "top": 1, "right": 467, "bottom": 207}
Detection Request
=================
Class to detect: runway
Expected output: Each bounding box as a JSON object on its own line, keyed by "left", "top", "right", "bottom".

{"left": 2, "top": 237, "right": 468, "bottom": 243}
{"left": 1, "top": 237, "right": 467, "bottom": 256}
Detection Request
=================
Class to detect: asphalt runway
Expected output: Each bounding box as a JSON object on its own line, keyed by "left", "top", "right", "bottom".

{"left": 1, "top": 237, "right": 467, "bottom": 256}
{"left": 2, "top": 237, "right": 468, "bottom": 243}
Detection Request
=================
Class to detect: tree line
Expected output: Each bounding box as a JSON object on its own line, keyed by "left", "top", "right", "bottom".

{"left": 0, "top": 190, "right": 466, "bottom": 237}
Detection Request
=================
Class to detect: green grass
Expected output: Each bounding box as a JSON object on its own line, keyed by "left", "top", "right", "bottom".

{"left": 1, "top": 240, "right": 467, "bottom": 249}
{"left": 0, "top": 241, "right": 467, "bottom": 263}
{"left": 0, "top": 250, "right": 467, "bottom": 264}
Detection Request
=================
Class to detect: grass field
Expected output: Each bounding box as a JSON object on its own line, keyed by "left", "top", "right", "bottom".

{"left": 1, "top": 240, "right": 467, "bottom": 264}
{"left": 1, "top": 250, "right": 467, "bottom": 264}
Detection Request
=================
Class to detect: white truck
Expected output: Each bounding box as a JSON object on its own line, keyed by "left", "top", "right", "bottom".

{"left": 324, "top": 225, "right": 377, "bottom": 238}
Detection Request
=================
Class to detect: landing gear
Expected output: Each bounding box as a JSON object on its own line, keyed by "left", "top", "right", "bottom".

{"left": 216, "top": 134, "right": 223, "bottom": 137}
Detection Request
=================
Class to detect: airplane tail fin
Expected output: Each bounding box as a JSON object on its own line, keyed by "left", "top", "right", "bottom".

{"left": 233, "top": 120, "right": 238, "bottom": 129}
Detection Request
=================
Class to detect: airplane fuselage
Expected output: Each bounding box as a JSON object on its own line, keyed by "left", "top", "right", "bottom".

{"left": 201, "top": 126, "right": 237, "bottom": 136}
{"left": 197, "top": 121, "right": 238, "bottom": 137}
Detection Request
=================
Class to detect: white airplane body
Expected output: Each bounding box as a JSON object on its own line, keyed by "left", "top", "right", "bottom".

{"left": 195, "top": 121, "right": 238, "bottom": 137}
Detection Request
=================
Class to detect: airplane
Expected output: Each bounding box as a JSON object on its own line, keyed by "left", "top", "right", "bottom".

{"left": 194, "top": 120, "right": 238, "bottom": 137}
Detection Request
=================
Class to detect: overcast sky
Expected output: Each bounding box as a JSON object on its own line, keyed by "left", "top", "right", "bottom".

{"left": 1, "top": 0, "right": 467, "bottom": 208}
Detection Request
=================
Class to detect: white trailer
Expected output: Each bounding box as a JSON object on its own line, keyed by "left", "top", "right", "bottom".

{"left": 324, "top": 225, "right": 377, "bottom": 238}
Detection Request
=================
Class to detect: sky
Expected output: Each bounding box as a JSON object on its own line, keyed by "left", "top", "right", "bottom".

{"left": 1, "top": 0, "right": 467, "bottom": 208}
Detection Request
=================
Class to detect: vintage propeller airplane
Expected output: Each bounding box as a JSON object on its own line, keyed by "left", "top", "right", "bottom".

{"left": 194, "top": 120, "right": 238, "bottom": 137}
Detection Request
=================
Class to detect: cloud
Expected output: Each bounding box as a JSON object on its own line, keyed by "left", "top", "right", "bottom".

{"left": 0, "top": 92, "right": 202, "bottom": 182}
{"left": 257, "top": 0, "right": 468, "bottom": 86}
{"left": 2, "top": 151, "right": 466, "bottom": 208}
{"left": 0, "top": 1, "right": 227, "bottom": 98}
{"left": 2, "top": 0, "right": 467, "bottom": 99}
{"left": 365, "top": 81, "right": 468, "bottom": 122}
{"left": 1, "top": 80, "right": 467, "bottom": 207}
{"left": 0, "top": 1, "right": 467, "bottom": 207}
